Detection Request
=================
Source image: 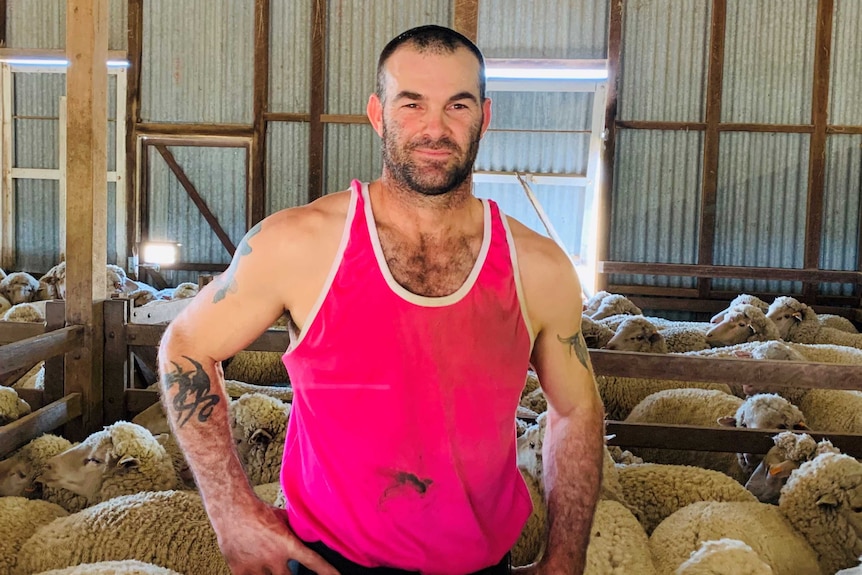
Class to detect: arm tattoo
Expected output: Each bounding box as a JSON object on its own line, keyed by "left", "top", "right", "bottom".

{"left": 557, "top": 331, "right": 591, "bottom": 372}
{"left": 162, "top": 356, "right": 221, "bottom": 427}
{"left": 212, "top": 222, "right": 262, "bottom": 303}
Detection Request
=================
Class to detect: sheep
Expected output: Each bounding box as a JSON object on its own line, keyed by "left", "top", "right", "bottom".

{"left": 32, "top": 561, "right": 184, "bottom": 575}
{"left": 224, "top": 379, "right": 294, "bottom": 402}
{"left": 38, "top": 421, "right": 177, "bottom": 505}
{"left": 675, "top": 539, "right": 775, "bottom": 575}
{"left": 705, "top": 304, "right": 782, "bottom": 347}
{"left": 34, "top": 262, "right": 130, "bottom": 301}
{"left": 0, "top": 386, "right": 31, "bottom": 425}
{"left": 744, "top": 432, "right": 839, "bottom": 504}
{"left": 597, "top": 372, "right": 733, "bottom": 422}
{"left": 223, "top": 351, "right": 291, "bottom": 385}
{"left": 0, "top": 294, "right": 11, "bottom": 316}
{"left": 584, "top": 499, "right": 658, "bottom": 575}
{"left": 650, "top": 450, "right": 862, "bottom": 575}
{"left": 15, "top": 490, "right": 232, "bottom": 575}
{"left": 583, "top": 290, "right": 613, "bottom": 316}
{"left": 767, "top": 296, "right": 862, "bottom": 349}
{"left": 1, "top": 302, "right": 45, "bottom": 323}
{"left": 769, "top": 341, "right": 862, "bottom": 364}
{"left": 0, "top": 497, "right": 68, "bottom": 575}
{"left": 10, "top": 361, "right": 44, "bottom": 390}
{"left": 710, "top": 294, "right": 770, "bottom": 324}
{"left": 0, "top": 272, "right": 40, "bottom": 304}
{"left": 605, "top": 316, "right": 711, "bottom": 353}
{"left": 229, "top": 393, "right": 291, "bottom": 485}
{"left": 251, "top": 481, "right": 285, "bottom": 507}
{"left": 624, "top": 390, "right": 808, "bottom": 483}
{"left": 0, "top": 433, "right": 89, "bottom": 512}
{"left": 618, "top": 464, "right": 758, "bottom": 534}
{"left": 153, "top": 433, "right": 195, "bottom": 490}
{"left": 588, "top": 293, "right": 643, "bottom": 320}
{"left": 581, "top": 314, "right": 615, "bottom": 349}
{"left": 157, "top": 281, "right": 199, "bottom": 300}
{"left": 511, "top": 468, "right": 547, "bottom": 567}
{"left": 837, "top": 559, "right": 862, "bottom": 575}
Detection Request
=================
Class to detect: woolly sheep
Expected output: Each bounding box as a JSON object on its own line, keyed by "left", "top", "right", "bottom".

{"left": 131, "top": 401, "right": 170, "bottom": 436}
{"left": 1, "top": 302, "right": 45, "bottom": 323}
{"left": 34, "top": 262, "right": 129, "bottom": 301}
{"left": 589, "top": 293, "right": 643, "bottom": 321}
{"left": 10, "top": 361, "right": 44, "bottom": 390}
{"left": 605, "top": 316, "right": 711, "bottom": 353}
{"left": 511, "top": 468, "right": 547, "bottom": 567}
{"left": 744, "top": 432, "right": 839, "bottom": 504}
{"left": 32, "top": 561, "right": 184, "bottom": 575}
{"left": 251, "top": 481, "right": 285, "bottom": 507}
{"left": 710, "top": 294, "right": 770, "bottom": 324}
{"left": 223, "top": 351, "right": 291, "bottom": 385}
{"left": 15, "top": 490, "right": 231, "bottom": 575}
{"left": 768, "top": 341, "right": 862, "bottom": 364}
{"left": 230, "top": 393, "right": 291, "bottom": 485}
{"left": 837, "top": 559, "right": 862, "bottom": 575}
{"left": 767, "top": 296, "right": 862, "bottom": 349}
{"left": 584, "top": 499, "right": 657, "bottom": 575}
{"left": 597, "top": 372, "right": 733, "bottom": 422}
{"left": 0, "top": 294, "right": 11, "bottom": 316}
{"left": 581, "top": 314, "right": 615, "bottom": 349}
{"left": 0, "top": 386, "right": 31, "bottom": 425}
{"left": 39, "top": 421, "right": 177, "bottom": 505}
{"left": 225, "top": 379, "right": 294, "bottom": 402}
{"left": 0, "top": 433, "right": 89, "bottom": 512}
{"left": 0, "top": 272, "right": 40, "bottom": 304}
{"left": 171, "top": 281, "right": 199, "bottom": 299}
{"left": 583, "top": 290, "right": 613, "bottom": 316}
{"left": 675, "top": 539, "right": 775, "bottom": 575}
{"left": 0, "top": 497, "right": 68, "bottom": 575}
{"left": 153, "top": 433, "right": 195, "bottom": 490}
{"left": 618, "top": 464, "right": 757, "bottom": 534}
{"left": 706, "top": 304, "right": 782, "bottom": 347}
{"left": 624, "top": 390, "right": 807, "bottom": 483}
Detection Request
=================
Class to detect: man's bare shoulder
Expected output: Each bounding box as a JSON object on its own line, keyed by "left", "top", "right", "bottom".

{"left": 262, "top": 190, "right": 352, "bottom": 242}
{"left": 505, "top": 216, "right": 573, "bottom": 274}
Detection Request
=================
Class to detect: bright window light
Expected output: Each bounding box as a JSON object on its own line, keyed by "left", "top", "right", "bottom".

{"left": 141, "top": 242, "right": 180, "bottom": 265}
{"left": 0, "top": 58, "right": 130, "bottom": 68}
{"left": 485, "top": 67, "right": 608, "bottom": 81}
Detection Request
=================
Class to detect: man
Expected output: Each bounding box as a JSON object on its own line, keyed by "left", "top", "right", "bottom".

{"left": 158, "top": 25, "right": 604, "bottom": 575}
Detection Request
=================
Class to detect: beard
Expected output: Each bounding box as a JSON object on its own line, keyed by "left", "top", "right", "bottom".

{"left": 381, "top": 117, "right": 482, "bottom": 196}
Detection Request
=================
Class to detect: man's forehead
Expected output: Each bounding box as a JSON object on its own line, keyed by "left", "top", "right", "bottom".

{"left": 382, "top": 46, "right": 481, "bottom": 96}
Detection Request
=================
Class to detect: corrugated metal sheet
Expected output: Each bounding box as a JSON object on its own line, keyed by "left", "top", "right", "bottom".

{"left": 830, "top": 0, "right": 862, "bottom": 126}
{"left": 618, "top": 0, "right": 711, "bottom": 122}
{"left": 141, "top": 0, "right": 254, "bottom": 123}
{"left": 7, "top": 0, "right": 128, "bottom": 51}
{"left": 266, "top": 122, "right": 310, "bottom": 214}
{"left": 14, "top": 179, "right": 60, "bottom": 274}
{"left": 269, "top": 1, "right": 311, "bottom": 114}
{"left": 474, "top": 182, "right": 586, "bottom": 257}
{"left": 478, "top": 0, "right": 608, "bottom": 59}
{"left": 712, "top": 132, "right": 808, "bottom": 294}
{"left": 819, "top": 135, "right": 862, "bottom": 296}
{"left": 146, "top": 145, "right": 247, "bottom": 285}
{"left": 609, "top": 130, "right": 703, "bottom": 288}
{"left": 324, "top": 123, "right": 382, "bottom": 194}
{"left": 476, "top": 91, "right": 592, "bottom": 174}
{"left": 325, "top": 0, "right": 451, "bottom": 115}
{"left": 722, "top": 0, "right": 815, "bottom": 124}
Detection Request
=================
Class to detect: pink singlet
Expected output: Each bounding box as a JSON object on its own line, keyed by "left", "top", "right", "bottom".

{"left": 281, "top": 180, "right": 534, "bottom": 574}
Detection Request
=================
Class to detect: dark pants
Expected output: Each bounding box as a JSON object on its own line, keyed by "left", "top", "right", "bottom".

{"left": 289, "top": 540, "right": 511, "bottom": 575}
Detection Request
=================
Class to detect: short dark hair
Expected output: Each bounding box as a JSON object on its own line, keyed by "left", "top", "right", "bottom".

{"left": 375, "top": 25, "right": 486, "bottom": 103}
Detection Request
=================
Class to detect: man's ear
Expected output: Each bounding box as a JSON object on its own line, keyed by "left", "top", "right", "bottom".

{"left": 480, "top": 97, "right": 492, "bottom": 137}
{"left": 367, "top": 94, "right": 384, "bottom": 137}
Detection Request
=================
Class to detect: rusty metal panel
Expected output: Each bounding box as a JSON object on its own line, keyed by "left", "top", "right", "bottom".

{"left": 618, "top": 0, "right": 711, "bottom": 122}
{"left": 478, "top": 0, "right": 608, "bottom": 59}
{"left": 14, "top": 179, "right": 60, "bottom": 274}
{"left": 269, "top": 0, "right": 311, "bottom": 114}
{"left": 830, "top": 0, "right": 862, "bottom": 126}
{"left": 6, "top": 0, "right": 128, "bottom": 50}
{"left": 325, "top": 0, "right": 451, "bottom": 115}
{"left": 266, "top": 122, "right": 310, "bottom": 213}
{"left": 722, "top": 0, "right": 816, "bottom": 124}
{"left": 324, "top": 123, "right": 382, "bottom": 195}
{"left": 712, "top": 132, "right": 808, "bottom": 294}
{"left": 609, "top": 129, "right": 703, "bottom": 288}
{"left": 141, "top": 0, "right": 254, "bottom": 123}
{"left": 820, "top": 135, "right": 862, "bottom": 296}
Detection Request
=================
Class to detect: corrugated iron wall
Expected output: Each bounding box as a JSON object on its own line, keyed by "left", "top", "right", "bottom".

{"left": 269, "top": 0, "right": 311, "bottom": 114}
{"left": 266, "top": 123, "right": 310, "bottom": 214}
{"left": 821, "top": 135, "right": 862, "bottom": 296}
{"left": 831, "top": 0, "right": 862, "bottom": 126}
{"left": 6, "top": 0, "right": 128, "bottom": 50}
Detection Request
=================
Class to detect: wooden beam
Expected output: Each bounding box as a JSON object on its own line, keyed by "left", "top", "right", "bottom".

{"left": 262, "top": 112, "right": 309, "bottom": 122}
{"left": 598, "top": 261, "right": 861, "bottom": 284}
{"left": 65, "top": 0, "right": 109, "bottom": 439}
{"left": 43, "top": 301, "right": 67, "bottom": 404}
{"left": 125, "top": 0, "right": 143, "bottom": 259}
{"left": 0, "top": 394, "right": 82, "bottom": 458}
{"left": 136, "top": 123, "right": 254, "bottom": 138}
{"left": 250, "top": 0, "right": 269, "bottom": 228}
{"left": 0, "top": 48, "right": 127, "bottom": 60}
{"left": 103, "top": 298, "right": 130, "bottom": 424}
{"left": 803, "top": 0, "right": 834, "bottom": 300}
{"left": 125, "top": 322, "right": 289, "bottom": 350}
{"left": 597, "top": 0, "right": 623, "bottom": 292}
{"left": 453, "top": 0, "right": 479, "bottom": 44}
{"left": 0, "top": 0, "right": 6, "bottom": 48}
{"left": 307, "top": 0, "right": 326, "bottom": 202}
{"left": 319, "top": 114, "right": 369, "bottom": 125}
{"left": 697, "top": 0, "right": 727, "bottom": 298}
{"left": 153, "top": 144, "right": 237, "bottom": 256}
{"left": 828, "top": 125, "right": 862, "bottom": 135}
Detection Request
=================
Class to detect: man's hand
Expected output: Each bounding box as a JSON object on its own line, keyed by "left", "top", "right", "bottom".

{"left": 214, "top": 500, "right": 339, "bottom": 575}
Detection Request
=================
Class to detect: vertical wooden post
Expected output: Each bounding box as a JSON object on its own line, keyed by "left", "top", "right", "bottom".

{"left": 307, "top": 0, "right": 326, "bottom": 202}
{"left": 103, "top": 298, "right": 129, "bottom": 424}
{"left": 44, "top": 300, "right": 67, "bottom": 405}
{"left": 250, "top": 0, "right": 270, "bottom": 225}
{"left": 453, "top": 0, "right": 479, "bottom": 44}
{"left": 126, "top": 0, "right": 143, "bottom": 258}
{"left": 65, "top": 0, "right": 109, "bottom": 439}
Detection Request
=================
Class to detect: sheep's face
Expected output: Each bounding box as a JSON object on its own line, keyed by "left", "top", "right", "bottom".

{"left": 745, "top": 449, "right": 800, "bottom": 504}
{"left": 0, "top": 455, "right": 36, "bottom": 497}
{"left": 516, "top": 416, "right": 546, "bottom": 480}
{"left": 0, "top": 274, "right": 39, "bottom": 305}
{"left": 105, "top": 268, "right": 126, "bottom": 295}
{"left": 764, "top": 305, "right": 801, "bottom": 340}
{"left": 38, "top": 437, "right": 138, "bottom": 500}
{"left": 706, "top": 312, "right": 755, "bottom": 346}
{"left": 604, "top": 320, "right": 664, "bottom": 353}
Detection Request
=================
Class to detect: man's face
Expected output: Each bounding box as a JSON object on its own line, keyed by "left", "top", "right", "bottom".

{"left": 372, "top": 46, "right": 492, "bottom": 196}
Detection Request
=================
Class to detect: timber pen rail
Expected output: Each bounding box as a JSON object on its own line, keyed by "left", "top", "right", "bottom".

{"left": 0, "top": 301, "right": 85, "bottom": 458}
{"left": 101, "top": 298, "right": 862, "bottom": 459}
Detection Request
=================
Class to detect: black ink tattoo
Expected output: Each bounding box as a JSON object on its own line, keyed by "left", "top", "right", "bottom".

{"left": 163, "top": 356, "right": 221, "bottom": 427}
{"left": 558, "top": 331, "right": 591, "bottom": 371}
{"left": 212, "top": 222, "right": 262, "bottom": 303}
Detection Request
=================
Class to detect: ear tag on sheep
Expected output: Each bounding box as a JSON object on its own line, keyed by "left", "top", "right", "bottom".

{"left": 117, "top": 455, "right": 140, "bottom": 470}
{"left": 748, "top": 324, "right": 757, "bottom": 335}
{"left": 792, "top": 312, "right": 803, "bottom": 322}
{"left": 250, "top": 429, "right": 273, "bottom": 445}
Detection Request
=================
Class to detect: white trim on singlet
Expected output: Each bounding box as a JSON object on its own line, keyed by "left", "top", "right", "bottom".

{"left": 285, "top": 189, "right": 358, "bottom": 353}
{"left": 499, "top": 213, "right": 537, "bottom": 349}
{"left": 362, "top": 182, "right": 491, "bottom": 307}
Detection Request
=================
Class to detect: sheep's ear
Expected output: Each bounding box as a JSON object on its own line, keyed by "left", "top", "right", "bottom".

{"left": 117, "top": 455, "right": 140, "bottom": 470}
{"left": 648, "top": 331, "right": 662, "bottom": 344}
{"left": 816, "top": 493, "right": 839, "bottom": 508}
{"left": 717, "top": 416, "right": 737, "bottom": 427}
{"left": 748, "top": 324, "right": 758, "bottom": 335}
{"left": 768, "top": 461, "right": 797, "bottom": 479}
{"left": 249, "top": 429, "right": 273, "bottom": 446}
{"left": 792, "top": 311, "right": 803, "bottom": 322}
{"left": 793, "top": 422, "right": 810, "bottom": 431}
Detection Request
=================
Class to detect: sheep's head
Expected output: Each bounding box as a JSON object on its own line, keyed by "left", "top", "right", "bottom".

{"left": 106, "top": 264, "right": 127, "bottom": 295}
{"left": 590, "top": 294, "right": 642, "bottom": 321}
{"left": 39, "top": 262, "right": 66, "bottom": 300}
{"left": 710, "top": 294, "right": 770, "bottom": 324}
{"left": 706, "top": 304, "right": 776, "bottom": 347}
{"left": 0, "top": 454, "right": 35, "bottom": 497}
{"left": 0, "top": 272, "right": 40, "bottom": 304}
{"left": 516, "top": 413, "right": 547, "bottom": 481}
{"left": 0, "top": 387, "right": 31, "bottom": 424}
{"left": 604, "top": 316, "right": 667, "bottom": 353}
